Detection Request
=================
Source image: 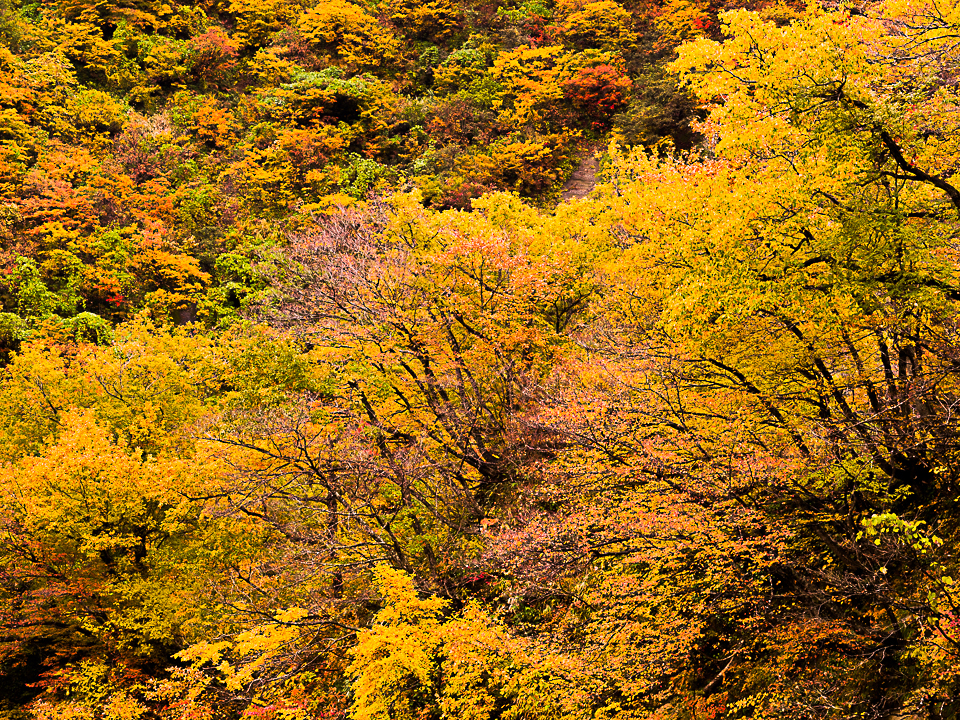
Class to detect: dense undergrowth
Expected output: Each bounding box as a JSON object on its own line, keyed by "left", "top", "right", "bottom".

{"left": 0, "top": 0, "right": 753, "bottom": 342}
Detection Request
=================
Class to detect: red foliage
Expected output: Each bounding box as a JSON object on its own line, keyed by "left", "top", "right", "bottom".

{"left": 522, "top": 15, "right": 550, "bottom": 46}
{"left": 435, "top": 179, "right": 495, "bottom": 210}
{"left": 187, "top": 29, "right": 239, "bottom": 89}
{"left": 562, "top": 64, "right": 632, "bottom": 129}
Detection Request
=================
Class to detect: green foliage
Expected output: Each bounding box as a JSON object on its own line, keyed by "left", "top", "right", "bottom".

{"left": 496, "top": 0, "right": 552, "bottom": 24}
{"left": 10, "top": 257, "right": 55, "bottom": 319}
{"left": 339, "top": 153, "right": 393, "bottom": 198}
{"left": 57, "top": 311, "right": 113, "bottom": 344}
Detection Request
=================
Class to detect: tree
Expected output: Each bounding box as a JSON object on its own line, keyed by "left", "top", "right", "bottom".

{"left": 0, "top": 321, "right": 318, "bottom": 715}
{"left": 297, "top": 0, "right": 401, "bottom": 75}
{"left": 492, "top": 2, "right": 960, "bottom": 715}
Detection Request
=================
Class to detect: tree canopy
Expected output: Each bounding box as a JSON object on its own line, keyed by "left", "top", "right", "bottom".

{"left": 4, "top": 0, "right": 960, "bottom": 718}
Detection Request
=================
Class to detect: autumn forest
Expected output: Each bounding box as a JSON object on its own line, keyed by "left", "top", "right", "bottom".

{"left": 1, "top": 0, "right": 959, "bottom": 716}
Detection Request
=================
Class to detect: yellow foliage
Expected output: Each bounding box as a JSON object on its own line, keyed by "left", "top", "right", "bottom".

{"left": 246, "top": 46, "right": 297, "bottom": 86}
{"left": 350, "top": 567, "right": 448, "bottom": 720}
{"left": 387, "top": 0, "right": 463, "bottom": 44}
{"left": 29, "top": 700, "right": 95, "bottom": 720}
{"left": 491, "top": 45, "right": 619, "bottom": 126}
{"left": 297, "top": 0, "right": 401, "bottom": 73}
{"left": 560, "top": 0, "right": 637, "bottom": 51}
{"left": 459, "top": 133, "right": 578, "bottom": 196}
{"left": 350, "top": 569, "right": 600, "bottom": 720}
{"left": 228, "top": 0, "right": 300, "bottom": 50}
{"left": 28, "top": 661, "right": 150, "bottom": 720}
{"left": 65, "top": 88, "right": 127, "bottom": 138}
{"left": 4, "top": 410, "right": 188, "bottom": 563}
{"left": 652, "top": 0, "right": 713, "bottom": 51}
{"left": 492, "top": 45, "right": 571, "bottom": 126}
{"left": 190, "top": 97, "right": 238, "bottom": 148}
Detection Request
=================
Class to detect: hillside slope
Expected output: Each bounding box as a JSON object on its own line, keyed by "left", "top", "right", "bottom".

{"left": 4, "top": 0, "right": 960, "bottom": 719}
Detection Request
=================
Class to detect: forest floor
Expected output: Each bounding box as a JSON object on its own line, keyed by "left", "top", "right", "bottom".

{"left": 560, "top": 149, "right": 599, "bottom": 202}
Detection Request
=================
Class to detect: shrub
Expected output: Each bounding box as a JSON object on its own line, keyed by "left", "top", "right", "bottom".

{"left": 297, "top": 0, "right": 401, "bottom": 74}
{"left": 388, "top": 0, "right": 464, "bottom": 45}
{"left": 561, "top": 63, "right": 631, "bottom": 129}
{"left": 558, "top": 0, "right": 637, "bottom": 51}
{"left": 185, "top": 28, "right": 239, "bottom": 90}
